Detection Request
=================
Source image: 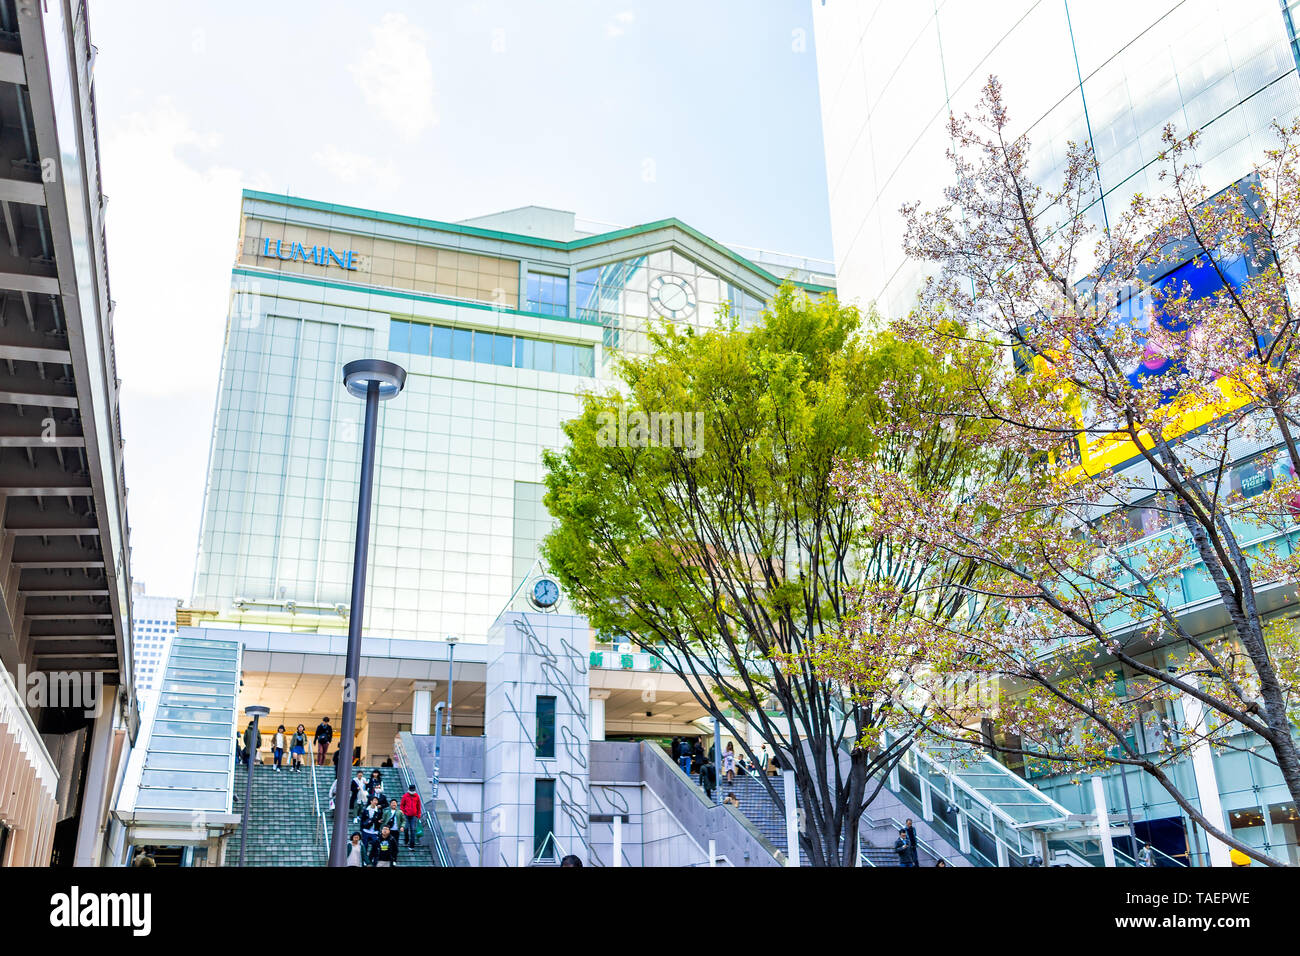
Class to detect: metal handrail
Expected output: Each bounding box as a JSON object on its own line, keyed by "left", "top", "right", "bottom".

{"left": 533, "top": 830, "right": 566, "bottom": 865}
{"left": 392, "top": 736, "right": 453, "bottom": 867}
{"left": 308, "top": 747, "right": 330, "bottom": 859}
{"left": 859, "top": 810, "right": 947, "bottom": 866}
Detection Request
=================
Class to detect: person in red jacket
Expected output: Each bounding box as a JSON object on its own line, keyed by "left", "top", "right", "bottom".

{"left": 399, "top": 784, "right": 422, "bottom": 848}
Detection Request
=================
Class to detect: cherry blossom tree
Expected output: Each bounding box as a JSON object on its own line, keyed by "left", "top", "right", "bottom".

{"left": 827, "top": 77, "right": 1300, "bottom": 866}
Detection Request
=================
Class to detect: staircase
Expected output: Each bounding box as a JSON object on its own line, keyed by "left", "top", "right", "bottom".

{"left": 226, "top": 763, "right": 324, "bottom": 866}
{"left": 712, "top": 769, "right": 933, "bottom": 866}
{"left": 325, "top": 767, "right": 438, "bottom": 867}
{"left": 715, "top": 773, "right": 796, "bottom": 854}
{"left": 224, "top": 763, "right": 439, "bottom": 866}
{"left": 861, "top": 844, "right": 906, "bottom": 867}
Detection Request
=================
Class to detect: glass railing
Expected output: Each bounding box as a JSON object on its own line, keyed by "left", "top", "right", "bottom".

{"left": 392, "top": 734, "right": 455, "bottom": 866}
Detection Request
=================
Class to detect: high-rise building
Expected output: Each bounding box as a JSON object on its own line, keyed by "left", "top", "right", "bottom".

{"left": 129, "top": 583, "right": 178, "bottom": 701}
{"left": 190, "top": 192, "right": 833, "bottom": 646}
{"left": 812, "top": 0, "right": 1300, "bottom": 316}
{"left": 812, "top": 0, "right": 1300, "bottom": 865}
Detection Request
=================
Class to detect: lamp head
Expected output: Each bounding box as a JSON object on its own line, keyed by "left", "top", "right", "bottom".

{"left": 343, "top": 359, "right": 406, "bottom": 400}
{"left": 245, "top": 705, "right": 271, "bottom": 718}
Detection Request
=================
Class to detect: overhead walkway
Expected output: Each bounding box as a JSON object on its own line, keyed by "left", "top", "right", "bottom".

{"left": 113, "top": 637, "right": 242, "bottom": 857}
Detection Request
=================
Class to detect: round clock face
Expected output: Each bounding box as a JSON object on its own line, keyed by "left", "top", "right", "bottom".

{"left": 649, "top": 274, "right": 697, "bottom": 319}
{"left": 531, "top": 577, "right": 560, "bottom": 609}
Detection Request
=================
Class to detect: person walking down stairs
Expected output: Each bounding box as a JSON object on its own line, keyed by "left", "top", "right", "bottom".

{"left": 381, "top": 798, "right": 405, "bottom": 853}
{"left": 400, "top": 785, "right": 422, "bottom": 848}
{"left": 272, "top": 725, "right": 287, "bottom": 771}
{"left": 345, "top": 832, "right": 365, "bottom": 866}
{"left": 243, "top": 720, "right": 262, "bottom": 767}
{"left": 290, "top": 724, "right": 308, "bottom": 772}
{"left": 373, "top": 827, "right": 399, "bottom": 867}
{"left": 313, "top": 717, "right": 333, "bottom": 767}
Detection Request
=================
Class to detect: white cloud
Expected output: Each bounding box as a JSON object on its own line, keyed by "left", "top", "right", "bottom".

{"left": 349, "top": 12, "right": 437, "bottom": 141}
{"left": 606, "top": 10, "right": 635, "bottom": 37}
{"left": 99, "top": 100, "right": 258, "bottom": 600}
{"left": 312, "top": 145, "right": 401, "bottom": 192}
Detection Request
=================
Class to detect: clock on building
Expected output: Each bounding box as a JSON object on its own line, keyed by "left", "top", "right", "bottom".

{"left": 530, "top": 577, "right": 561, "bottom": 610}
{"left": 648, "top": 274, "right": 697, "bottom": 320}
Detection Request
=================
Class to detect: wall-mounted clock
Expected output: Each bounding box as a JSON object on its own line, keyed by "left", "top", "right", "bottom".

{"left": 649, "top": 274, "right": 697, "bottom": 320}
{"left": 530, "top": 577, "right": 561, "bottom": 610}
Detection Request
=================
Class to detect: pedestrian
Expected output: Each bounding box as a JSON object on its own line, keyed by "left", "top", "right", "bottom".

{"left": 904, "top": 817, "right": 919, "bottom": 866}
{"left": 758, "top": 743, "right": 771, "bottom": 775}
{"left": 382, "top": 797, "right": 405, "bottom": 856}
{"left": 356, "top": 797, "right": 383, "bottom": 863}
{"left": 1137, "top": 843, "right": 1155, "bottom": 867}
{"left": 723, "top": 791, "right": 739, "bottom": 809}
{"left": 691, "top": 739, "right": 705, "bottom": 774}
{"left": 243, "top": 719, "right": 261, "bottom": 767}
{"left": 400, "top": 784, "right": 423, "bottom": 848}
{"left": 271, "top": 725, "right": 287, "bottom": 771}
{"left": 345, "top": 832, "right": 365, "bottom": 866}
{"left": 367, "top": 769, "right": 385, "bottom": 806}
{"left": 894, "top": 828, "right": 914, "bottom": 867}
{"left": 313, "top": 716, "right": 333, "bottom": 767}
{"left": 234, "top": 732, "right": 246, "bottom": 765}
{"left": 674, "top": 737, "right": 691, "bottom": 775}
{"left": 373, "top": 826, "right": 398, "bottom": 867}
{"left": 290, "top": 724, "right": 308, "bottom": 772}
{"left": 699, "top": 760, "right": 716, "bottom": 800}
{"left": 935, "top": 858, "right": 949, "bottom": 868}
{"left": 351, "top": 771, "right": 366, "bottom": 810}
{"left": 559, "top": 855, "right": 583, "bottom": 867}
{"left": 723, "top": 742, "right": 736, "bottom": 783}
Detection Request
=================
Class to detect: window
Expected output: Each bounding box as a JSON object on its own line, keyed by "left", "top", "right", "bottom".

{"left": 536, "top": 695, "right": 556, "bottom": 758}
{"left": 534, "top": 778, "right": 556, "bottom": 859}
{"left": 386, "top": 319, "right": 594, "bottom": 376}
{"left": 452, "top": 328, "right": 472, "bottom": 361}
{"left": 527, "top": 273, "right": 569, "bottom": 317}
{"left": 388, "top": 319, "right": 410, "bottom": 352}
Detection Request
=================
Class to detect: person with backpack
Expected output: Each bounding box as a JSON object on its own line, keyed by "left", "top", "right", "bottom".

{"left": 356, "top": 797, "right": 383, "bottom": 864}
{"left": 289, "top": 724, "right": 308, "bottom": 772}
{"left": 313, "top": 717, "right": 333, "bottom": 767}
{"left": 381, "top": 798, "right": 405, "bottom": 856}
{"left": 399, "top": 784, "right": 422, "bottom": 848}
{"left": 373, "top": 826, "right": 399, "bottom": 867}
{"left": 242, "top": 720, "right": 261, "bottom": 767}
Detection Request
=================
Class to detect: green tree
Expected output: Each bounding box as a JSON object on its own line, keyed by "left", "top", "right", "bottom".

{"left": 541, "top": 287, "right": 1007, "bottom": 866}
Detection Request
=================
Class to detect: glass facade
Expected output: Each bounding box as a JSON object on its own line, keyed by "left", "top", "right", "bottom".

{"left": 388, "top": 318, "right": 595, "bottom": 375}
{"left": 192, "top": 193, "right": 816, "bottom": 646}
{"left": 526, "top": 272, "right": 569, "bottom": 317}
{"left": 813, "top": 0, "right": 1300, "bottom": 317}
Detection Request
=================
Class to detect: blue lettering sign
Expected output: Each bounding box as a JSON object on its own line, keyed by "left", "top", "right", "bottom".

{"left": 257, "top": 237, "right": 359, "bottom": 271}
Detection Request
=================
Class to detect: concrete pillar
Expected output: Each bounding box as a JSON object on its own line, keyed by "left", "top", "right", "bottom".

{"left": 73, "top": 686, "right": 118, "bottom": 867}
{"left": 589, "top": 689, "right": 610, "bottom": 741}
{"left": 1181, "top": 689, "right": 1232, "bottom": 867}
{"left": 412, "top": 681, "right": 437, "bottom": 736}
{"left": 783, "top": 770, "right": 800, "bottom": 867}
{"left": 1093, "top": 775, "right": 1116, "bottom": 867}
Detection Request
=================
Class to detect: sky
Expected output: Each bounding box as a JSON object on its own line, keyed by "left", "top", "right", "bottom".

{"left": 89, "top": 0, "right": 833, "bottom": 602}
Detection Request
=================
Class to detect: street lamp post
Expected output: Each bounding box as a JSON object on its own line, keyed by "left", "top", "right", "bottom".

{"left": 330, "top": 359, "right": 406, "bottom": 866}
{"left": 238, "top": 704, "right": 270, "bottom": 867}
{"left": 445, "top": 635, "right": 459, "bottom": 734}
